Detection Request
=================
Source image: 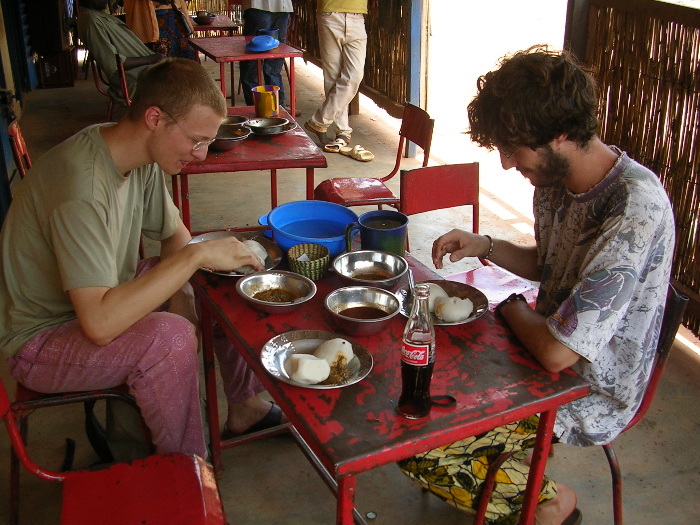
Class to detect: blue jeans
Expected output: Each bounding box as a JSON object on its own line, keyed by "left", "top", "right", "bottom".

{"left": 240, "top": 8, "right": 290, "bottom": 105}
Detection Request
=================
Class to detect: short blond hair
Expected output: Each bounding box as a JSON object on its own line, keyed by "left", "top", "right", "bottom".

{"left": 127, "top": 58, "right": 226, "bottom": 121}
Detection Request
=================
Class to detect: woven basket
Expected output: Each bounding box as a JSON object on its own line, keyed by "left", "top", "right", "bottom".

{"left": 288, "top": 243, "right": 330, "bottom": 281}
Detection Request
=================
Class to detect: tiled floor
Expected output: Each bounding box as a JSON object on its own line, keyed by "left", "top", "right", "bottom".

{"left": 1, "top": 56, "right": 699, "bottom": 525}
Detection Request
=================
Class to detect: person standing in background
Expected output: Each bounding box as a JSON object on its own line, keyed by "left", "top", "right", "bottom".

{"left": 123, "top": 0, "right": 197, "bottom": 59}
{"left": 239, "top": 0, "right": 295, "bottom": 112}
{"left": 304, "top": 0, "right": 370, "bottom": 149}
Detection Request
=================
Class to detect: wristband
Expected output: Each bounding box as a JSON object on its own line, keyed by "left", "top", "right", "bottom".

{"left": 495, "top": 293, "right": 526, "bottom": 316}
{"left": 483, "top": 235, "right": 494, "bottom": 259}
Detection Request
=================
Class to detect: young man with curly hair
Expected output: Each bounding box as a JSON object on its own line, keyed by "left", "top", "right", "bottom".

{"left": 399, "top": 46, "right": 675, "bottom": 525}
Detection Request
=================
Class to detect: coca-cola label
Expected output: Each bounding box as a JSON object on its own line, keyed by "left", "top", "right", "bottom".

{"left": 401, "top": 342, "right": 431, "bottom": 366}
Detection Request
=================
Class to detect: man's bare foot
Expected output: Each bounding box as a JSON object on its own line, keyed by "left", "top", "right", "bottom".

{"left": 535, "top": 483, "right": 579, "bottom": 525}
{"left": 225, "top": 395, "right": 288, "bottom": 434}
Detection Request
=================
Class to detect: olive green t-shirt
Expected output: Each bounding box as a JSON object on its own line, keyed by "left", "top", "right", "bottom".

{"left": 318, "top": 0, "right": 368, "bottom": 15}
{"left": 0, "top": 124, "right": 180, "bottom": 358}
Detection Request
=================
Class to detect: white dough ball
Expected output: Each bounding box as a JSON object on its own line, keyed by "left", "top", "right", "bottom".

{"left": 287, "top": 354, "right": 331, "bottom": 384}
{"left": 426, "top": 283, "right": 449, "bottom": 312}
{"left": 434, "top": 296, "right": 474, "bottom": 322}
{"left": 314, "top": 338, "right": 354, "bottom": 367}
{"left": 236, "top": 239, "right": 268, "bottom": 274}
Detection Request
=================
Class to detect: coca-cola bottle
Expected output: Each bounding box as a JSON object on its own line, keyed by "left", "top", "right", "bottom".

{"left": 398, "top": 283, "right": 435, "bottom": 419}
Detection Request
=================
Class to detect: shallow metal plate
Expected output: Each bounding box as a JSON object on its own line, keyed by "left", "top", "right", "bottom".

{"left": 188, "top": 231, "right": 282, "bottom": 277}
{"left": 396, "top": 280, "right": 488, "bottom": 326}
{"left": 250, "top": 121, "right": 297, "bottom": 136}
{"left": 261, "top": 330, "right": 373, "bottom": 389}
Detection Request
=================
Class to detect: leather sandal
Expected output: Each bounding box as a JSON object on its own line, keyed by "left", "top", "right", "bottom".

{"left": 303, "top": 121, "right": 332, "bottom": 145}
{"left": 220, "top": 403, "right": 283, "bottom": 439}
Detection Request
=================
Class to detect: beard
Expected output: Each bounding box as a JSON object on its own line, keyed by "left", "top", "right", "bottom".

{"left": 530, "top": 144, "right": 570, "bottom": 188}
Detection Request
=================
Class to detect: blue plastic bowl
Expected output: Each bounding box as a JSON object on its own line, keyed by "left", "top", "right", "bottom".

{"left": 259, "top": 201, "right": 358, "bottom": 258}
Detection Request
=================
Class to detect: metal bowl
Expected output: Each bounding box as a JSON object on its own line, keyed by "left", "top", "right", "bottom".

{"left": 236, "top": 270, "right": 316, "bottom": 314}
{"left": 332, "top": 250, "right": 408, "bottom": 290}
{"left": 325, "top": 286, "right": 400, "bottom": 336}
{"left": 211, "top": 125, "right": 251, "bottom": 151}
{"left": 221, "top": 116, "right": 249, "bottom": 128}
{"left": 195, "top": 14, "right": 216, "bottom": 25}
{"left": 247, "top": 117, "right": 289, "bottom": 135}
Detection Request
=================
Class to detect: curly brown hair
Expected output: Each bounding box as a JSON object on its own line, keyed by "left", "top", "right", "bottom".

{"left": 467, "top": 45, "right": 600, "bottom": 153}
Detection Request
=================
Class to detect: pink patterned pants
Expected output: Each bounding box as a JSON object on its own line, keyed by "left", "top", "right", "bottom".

{"left": 7, "top": 258, "right": 263, "bottom": 458}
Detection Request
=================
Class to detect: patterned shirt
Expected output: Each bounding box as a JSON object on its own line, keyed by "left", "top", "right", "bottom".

{"left": 534, "top": 149, "right": 675, "bottom": 446}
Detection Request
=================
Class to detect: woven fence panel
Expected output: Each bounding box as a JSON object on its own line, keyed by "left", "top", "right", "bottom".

{"left": 585, "top": 1, "right": 700, "bottom": 334}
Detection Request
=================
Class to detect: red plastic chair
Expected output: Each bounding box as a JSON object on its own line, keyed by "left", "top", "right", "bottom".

{"left": 475, "top": 283, "right": 688, "bottom": 525}
{"left": 314, "top": 103, "right": 434, "bottom": 209}
{"left": 1, "top": 376, "right": 227, "bottom": 525}
{"left": 7, "top": 119, "right": 32, "bottom": 180}
{"left": 8, "top": 381, "right": 149, "bottom": 525}
{"left": 399, "top": 162, "right": 484, "bottom": 257}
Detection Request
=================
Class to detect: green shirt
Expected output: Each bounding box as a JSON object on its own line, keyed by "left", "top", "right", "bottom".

{"left": 0, "top": 124, "right": 180, "bottom": 358}
{"left": 318, "top": 0, "right": 368, "bottom": 15}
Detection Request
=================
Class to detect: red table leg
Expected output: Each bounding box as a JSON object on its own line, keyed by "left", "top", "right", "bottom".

{"left": 270, "top": 169, "right": 278, "bottom": 208}
{"left": 289, "top": 57, "right": 296, "bottom": 117}
{"left": 200, "top": 306, "right": 224, "bottom": 477}
{"left": 219, "top": 63, "right": 227, "bottom": 102}
{"left": 336, "top": 475, "right": 357, "bottom": 525}
{"left": 181, "top": 174, "right": 191, "bottom": 232}
{"left": 171, "top": 175, "right": 181, "bottom": 210}
{"left": 518, "top": 408, "right": 558, "bottom": 524}
{"left": 306, "top": 167, "right": 315, "bottom": 200}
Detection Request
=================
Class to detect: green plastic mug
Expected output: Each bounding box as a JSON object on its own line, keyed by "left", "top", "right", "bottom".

{"left": 345, "top": 210, "right": 408, "bottom": 256}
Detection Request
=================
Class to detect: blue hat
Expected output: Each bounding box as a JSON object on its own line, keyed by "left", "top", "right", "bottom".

{"left": 245, "top": 35, "right": 280, "bottom": 53}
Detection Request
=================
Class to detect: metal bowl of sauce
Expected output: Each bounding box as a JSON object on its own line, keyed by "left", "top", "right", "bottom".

{"left": 236, "top": 270, "right": 316, "bottom": 314}
{"left": 332, "top": 250, "right": 408, "bottom": 290}
{"left": 324, "top": 286, "right": 400, "bottom": 336}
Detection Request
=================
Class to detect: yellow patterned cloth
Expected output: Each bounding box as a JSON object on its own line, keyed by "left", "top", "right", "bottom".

{"left": 398, "top": 416, "right": 558, "bottom": 524}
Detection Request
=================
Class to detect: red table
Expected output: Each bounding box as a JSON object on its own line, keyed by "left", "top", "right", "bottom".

{"left": 191, "top": 253, "right": 590, "bottom": 524}
{"left": 191, "top": 14, "right": 240, "bottom": 36}
{"left": 189, "top": 36, "right": 303, "bottom": 114}
{"left": 172, "top": 106, "right": 327, "bottom": 231}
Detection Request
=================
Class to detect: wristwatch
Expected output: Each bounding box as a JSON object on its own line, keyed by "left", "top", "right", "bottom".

{"left": 495, "top": 293, "right": 527, "bottom": 316}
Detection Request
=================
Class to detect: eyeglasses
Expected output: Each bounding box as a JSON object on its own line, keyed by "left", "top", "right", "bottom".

{"left": 162, "top": 110, "right": 216, "bottom": 151}
{"left": 498, "top": 145, "right": 521, "bottom": 159}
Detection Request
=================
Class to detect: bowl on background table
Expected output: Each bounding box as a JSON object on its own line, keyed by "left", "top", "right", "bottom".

{"left": 195, "top": 13, "right": 216, "bottom": 25}
{"left": 210, "top": 125, "right": 251, "bottom": 152}
{"left": 247, "top": 117, "right": 289, "bottom": 135}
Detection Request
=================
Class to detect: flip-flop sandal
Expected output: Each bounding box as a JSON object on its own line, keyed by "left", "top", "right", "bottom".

{"left": 323, "top": 137, "right": 349, "bottom": 153}
{"left": 220, "top": 403, "right": 284, "bottom": 439}
{"left": 340, "top": 145, "right": 374, "bottom": 162}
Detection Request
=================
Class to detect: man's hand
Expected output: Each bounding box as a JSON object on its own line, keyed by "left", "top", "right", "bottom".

{"left": 196, "top": 236, "right": 265, "bottom": 273}
{"left": 432, "top": 229, "right": 490, "bottom": 269}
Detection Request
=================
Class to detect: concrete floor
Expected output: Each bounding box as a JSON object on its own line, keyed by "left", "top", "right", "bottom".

{"left": 1, "top": 55, "right": 700, "bottom": 525}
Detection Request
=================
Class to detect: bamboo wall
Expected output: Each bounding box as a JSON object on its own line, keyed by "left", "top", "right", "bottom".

{"left": 583, "top": 0, "right": 700, "bottom": 333}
